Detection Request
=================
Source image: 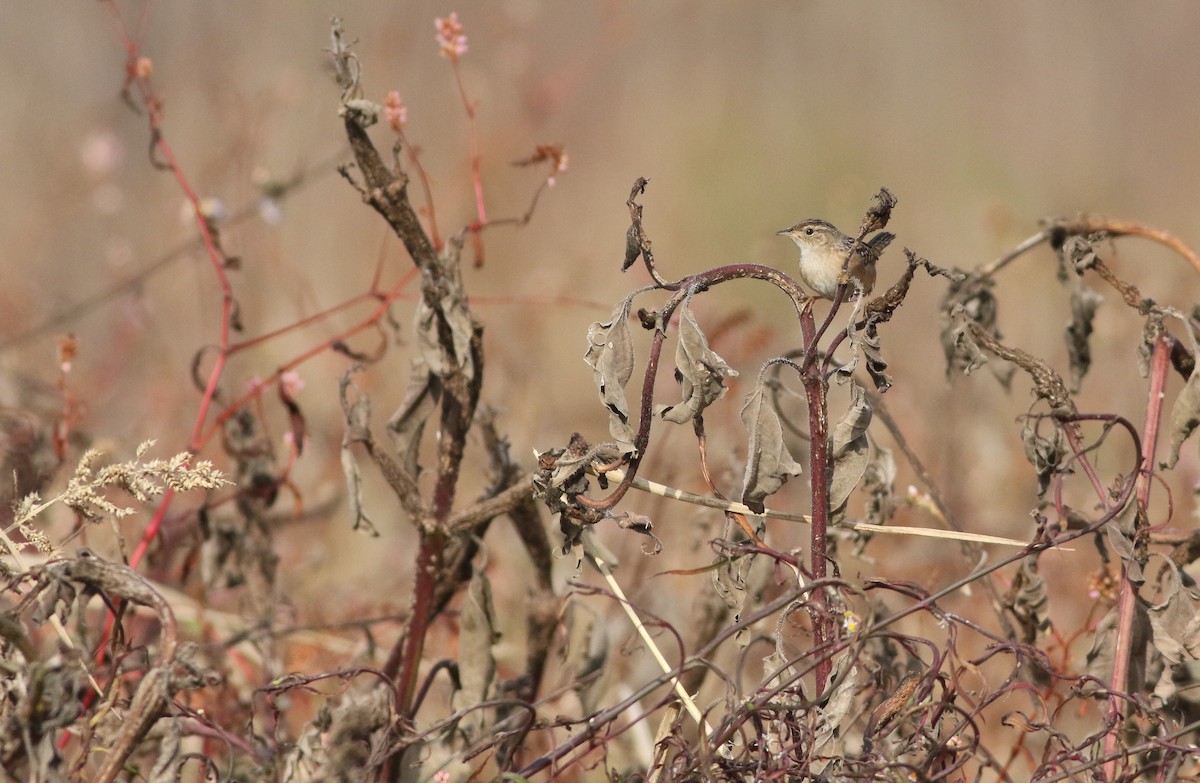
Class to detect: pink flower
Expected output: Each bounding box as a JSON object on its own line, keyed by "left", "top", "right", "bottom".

{"left": 435, "top": 13, "right": 468, "bottom": 61}
{"left": 280, "top": 370, "right": 305, "bottom": 397}
{"left": 384, "top": 90, "right": 408, "bottom": 133}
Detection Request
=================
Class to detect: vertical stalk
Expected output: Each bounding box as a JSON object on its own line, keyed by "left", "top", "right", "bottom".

{"left": 1102, "top": 333, "right": 1169, "bottom": 777}
{"left": 799, "top": 306, "right": 835, "bottom": 690}
{"left": 393, "top": 529, "right": 448, "bottom": 718}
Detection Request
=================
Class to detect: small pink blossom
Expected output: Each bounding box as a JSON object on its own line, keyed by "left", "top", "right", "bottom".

{"left": 280, "top": 370, "right": 305, "bottom": 396}
{"left": 435, "top": 13, "right": 468, "bottom": 61}
{"left": 246, "top": 375, "right": 268, "bottom": 395}
{"left": 383, "top": 90, "right": 408, "bottom": 133}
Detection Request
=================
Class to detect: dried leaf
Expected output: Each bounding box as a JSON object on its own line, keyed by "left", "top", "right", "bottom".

{"left": 710, "top": 545, "right": 758, "bottom": 648}
{"left": 811, "top": 655, "right": 860, "bottom": 771}
{"left": 761, "top": 648, "right": 801, "bottom": 697}
{"left": 829, "top": 382, "right": 871, "bottom": 516}
{"left": 1146, "top": 556, "right": 1200, "bottom": 663}
{"left": 864, "top": 672, "right": 921, "bottom": 751}
{"left": 555, "top": 514, "right": 586, "bottom": 568}
{"left": 861, "top": 323, "right": 892, "bottom": 392}
{"left": 623, "top": 177, "right": 652, "bottom": 272}
{"left": 1003, "top": 556, "right": 1051, "bottom": 645}
{"left": 624, "top": 223, "right": 642, "bottom": 271}
{"left": 324, "top": 689, "right": 392, "bottom": 779}
{"left": 740, "top": 380, "right": 804, "bottom": 513}
{"left": 338, "top": 372, "right": 379, "bottom": 536}
{"left": 1085, "top": 601, "right": 1151, "bottom": 696}
{"left": 940, "top": 273, "right": 1014, "bottom": 388}
{"left": 584, "top": 295, "right": 638, "bottom": 446}
{"left": 386, "top": 363, "right": 441, "bottom": 478}
{"left": 415, "top": 293, "right": 476, "bottom": 381}
{"left": 1021, "top": 416, "right": 1068, "bottom": 497}
{"left": 610, "top": 510, "right": 662, "bottom": 555}
{"left": 1065, "top": 282, "right": 1104, "bottom": 392}
{"left": 657, "top": 298, "right": 738, "bottom": 424}
{"left": 1164, "top": 365, "right": 1200, "bottom": 469}
{"left": 339, "top": 440, "right": 377, "bottom": 537}
{"left": 1057, "top": 234, "right": 1101, "bottom": 279}
{"left": 148, "top": 718, "right": 183, "bottom": 783}
{"left": 859, "top": 187, "right": 897, "bottom": 235}
{"left": 451, "top": 569, "right": 498, "bottom": 741}
{"left": 862, "top": 441, "right": 896, "bottom": 528}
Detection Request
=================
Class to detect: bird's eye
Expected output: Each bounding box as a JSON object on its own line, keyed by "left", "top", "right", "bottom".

{"left": 804, "top": 227, "right": 815, "bottom": 236}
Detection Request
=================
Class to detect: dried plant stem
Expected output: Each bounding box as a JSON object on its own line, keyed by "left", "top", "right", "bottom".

{"left": 1102, "top": 333, "right": 1170, "bottom": 776}
{"left": 798, "top": 305, "right": 836, "bottom": 690}
{"left": 598, "top": 466, "right": 1031, "bottom": 548}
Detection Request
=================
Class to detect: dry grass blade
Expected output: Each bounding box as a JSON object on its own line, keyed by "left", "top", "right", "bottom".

{"left": 598, "top": 466, "right": 1036, "bottom": 548}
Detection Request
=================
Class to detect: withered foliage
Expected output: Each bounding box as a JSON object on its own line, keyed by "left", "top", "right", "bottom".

{"left": 3, "top": 17, "right": 1200, "bottom": 783}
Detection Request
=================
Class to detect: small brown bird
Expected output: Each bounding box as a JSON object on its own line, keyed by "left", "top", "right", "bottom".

{"left": 777, "top": 219, "right": 895, "bottom": 299}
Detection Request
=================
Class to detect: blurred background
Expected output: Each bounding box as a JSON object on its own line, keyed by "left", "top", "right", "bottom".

{"left": 1, "top": 0, "right": 1197, "bottom": 769}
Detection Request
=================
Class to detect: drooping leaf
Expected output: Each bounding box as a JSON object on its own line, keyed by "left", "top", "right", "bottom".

{"left": 1084, "top": 600, "right": 1151, "bottom": 696}
{"left": 623, "top": 177, "right": 652, "bottom": 272}
{"left": 624, "top": 223, "right": 642, "bottom": 271}
{"left": 1164, "top": 364, "right": 1200, "bottom": 469}
{"left": 1065, "top": 281, "right": 1104, "bottom": 393}
{"left": 740, "top": 379, "right": 804, "bottom": 513}
{"left": 338, "top": 445, "right": 377, "bottom": 537}
{"left": 862, "top": 322, "right": 892, "bottom": 392}
{"left": 1021, "top": 416, "right": 1068, "bottom": 498}
{"left": 584, "top": 295, "right": 638, "bottom": 446}
{"left": 415, "top": 292, "right": 477, "bottom": 381}
{"left": 829, "top": 382, "right": 872, "bottom": 516}
{"left": 1146, "top": 555, "right": 1200, "bottom": 664}
{"left": 862, "top": 441, "right": 896, "bottom": 528}
{"left": 761, "top": 648, "right": 800, "bottom": 698}
{"left": 811, "top": 654, "right": 860, "bottom": 773}
{"left": 337, "top": 372, "right": 379, "bottom": 536}
{"left": 713, "top": 534, "right": 764, "bottom": 648}
{"left": 939, "top": 273, "right": 1014, "bottom": 388}
{"left": 657, "top": 298, "right": 738, "bottom": 424}
{"left": 451, "top": 569, "right": 498, "bottom": 741}
{"left": 1003, "top": 556, "right": 1051, "bottom": 645}
{"left": 386, "top": 362, "right": 441, "bottom": 479}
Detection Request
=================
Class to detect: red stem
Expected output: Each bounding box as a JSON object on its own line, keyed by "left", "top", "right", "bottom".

{"left": 1102, "top": 334, "right": 1169, "bottom": 777}
{"left": 452, "top": 64, "right": 487, "bottom": 226}
{"left": 799, "top": 305, "right": 835, "bottom": 690}
{"left": 102, "top": 0, "right": 233, "bottom": 566}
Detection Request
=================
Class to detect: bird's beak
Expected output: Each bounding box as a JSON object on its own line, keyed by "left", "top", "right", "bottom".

{"left": 776, "top": 227, "right": 790, "bottom": 236}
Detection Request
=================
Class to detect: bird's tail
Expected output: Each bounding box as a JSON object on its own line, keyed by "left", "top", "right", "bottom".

{"left": 864, "top": 231, "right": 896, "bottom": 259}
